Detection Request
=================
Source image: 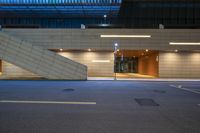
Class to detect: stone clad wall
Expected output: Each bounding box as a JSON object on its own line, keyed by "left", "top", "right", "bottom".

{"left": 59, "top": 51, "right": 114, "bottom": 77}
{"left": 159, "top": 52, "right": 200, "bottom": 78}
{"left": 4, "top": 29, "right": 200, "bottom": 51}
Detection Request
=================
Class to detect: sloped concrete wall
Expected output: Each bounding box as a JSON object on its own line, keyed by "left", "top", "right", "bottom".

{"left": 0, "top": 31, "right": 87, "bottom": 80}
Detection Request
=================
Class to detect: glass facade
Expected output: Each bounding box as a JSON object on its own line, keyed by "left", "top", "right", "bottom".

{"left": 0, "top": 18, "right": 118, "bottom": 28}
{"left": 115, "top": 57, "right": 138, "bottom": 73}
{"left": 119, "top": 1, "right": 200, "bottom": 28}
{"left": 0, "top": 0, "right": 199, "bottom": 28}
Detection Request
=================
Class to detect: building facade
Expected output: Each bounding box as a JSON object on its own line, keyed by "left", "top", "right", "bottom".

{"left": 0, "top": 0, "right": 200, "bottom": 79}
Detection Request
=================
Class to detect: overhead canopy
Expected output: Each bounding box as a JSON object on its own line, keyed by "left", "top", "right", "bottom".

{"left": 0, "top": 0, "right": 122, "bottom": 18}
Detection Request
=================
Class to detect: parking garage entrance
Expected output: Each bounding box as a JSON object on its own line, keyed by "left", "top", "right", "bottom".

{"left": 115, "top": 50, "right": 159, "bottom": 78}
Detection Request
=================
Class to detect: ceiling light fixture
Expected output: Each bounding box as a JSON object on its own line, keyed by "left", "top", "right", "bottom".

{"left": 100, "top": 35, "right": 151, "bottom": 38}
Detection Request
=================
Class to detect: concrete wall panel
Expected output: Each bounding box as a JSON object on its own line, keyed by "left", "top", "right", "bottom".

{"left": 3, "top": 29, "right": 200, "bottom": 51}
{"left": 159, "top": 52, "right": 200, "bottom": 78}
{"left": 58, "top": 51, "right": 114, "bottom": 77}
{"left": 0, "top": 61, "right": 41, "bottom": 79}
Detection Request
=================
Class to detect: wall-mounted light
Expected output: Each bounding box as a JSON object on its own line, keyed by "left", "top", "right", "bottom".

{"left": 145, "top": 49, "right": 149, "bottom": 52}
{"left": 174, "top": 49, "right": 178, "bottom": 52}
{"left": 103, "top": 14, "right": 107, "bottom": 18}
{"left": 156, "top": 56, "right": 159, "bottom": 62}
{"left": 100, "top": 35, "right": 151, "bottom": 38}
{"left": 59, "top": 48, "right": 63, "bottom": 51}
{"left": 88, "top": 48, "right": 92, "bottom": 52}
{"left": 92, "top": 60, "right": 110, "bottom": 63}
{"left": 169, "top": 42, "right": 200, "bottom": 45}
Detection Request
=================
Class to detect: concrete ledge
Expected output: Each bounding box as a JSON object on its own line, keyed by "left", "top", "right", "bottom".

{"left": 88, "top": 77, "right": 200, "bottom": 82}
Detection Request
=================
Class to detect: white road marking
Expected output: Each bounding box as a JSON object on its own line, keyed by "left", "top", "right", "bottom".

{"left": 170, "top": 85, "right": 200, "bottom": 94}
{"left": 0, "top": 100, "right": 96, "bottom": 105}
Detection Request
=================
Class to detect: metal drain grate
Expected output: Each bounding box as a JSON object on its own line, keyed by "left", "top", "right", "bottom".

{"left": 135, "top": 98, "right": 159, "bottom": 106}
{"left": 153, "top": 90, "right": 166, "bottom": 93}
{"left": 63, "top": 88, "right": 75, "bottom": 92}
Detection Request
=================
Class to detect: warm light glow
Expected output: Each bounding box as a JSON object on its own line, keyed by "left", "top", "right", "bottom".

{"left": 92, "top": 60, "right": 110, "bottom": 63}
{"left": 100, "top": 35, "right": 151, "bottom": 38}
{"left": 174, "top": 49, "right": 178, "bottom": 52}
{"left": 88, "top": 48, "right": 92, "bottom": 52}
{"left": 117, "top": 49, "right": 120, "bottom": 52}
{"left": 145, "top": 49, "right": 149, "bottom": 52}
{"left": 59, "top": 49, "right": 63, "bottom": 51}
{"left": 169, "top": 42, "right": 200, "bottom": 45}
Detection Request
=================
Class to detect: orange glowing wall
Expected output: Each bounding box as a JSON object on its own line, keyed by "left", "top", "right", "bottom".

{"left": 0, "top": 60, "right": 2, "bottom": 72}
{"left": 138, "top": 53, "right": 159, "bottom": 77}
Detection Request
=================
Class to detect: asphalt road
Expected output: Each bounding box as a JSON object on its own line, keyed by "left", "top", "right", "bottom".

{"left": 0, "top": 80, "right": 200, "bottom": 133}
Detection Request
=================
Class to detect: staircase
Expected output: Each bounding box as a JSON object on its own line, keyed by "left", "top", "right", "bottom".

{"left": 0, "top": 31, "right": 87, "bottom": 80}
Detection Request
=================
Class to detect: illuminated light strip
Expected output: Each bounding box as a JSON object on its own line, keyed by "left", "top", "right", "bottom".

{"left": 169, "top": 42, "right": 200, "bottom": 45}
{"left": 0, "top": 100, "right": 96, "bottom": 105}
{"left": 92, "top": 60, "right": 111, "bottom": 63}
{"left": 100, "top": 35, "right": 151, "bottom": 38}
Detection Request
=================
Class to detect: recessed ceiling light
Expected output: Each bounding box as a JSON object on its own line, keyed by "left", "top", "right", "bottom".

{"left": 100, "top": 35, "right": 151, "bottom": 38}
{"left": 169, "top": 42, "right": 200, "bottom": 45}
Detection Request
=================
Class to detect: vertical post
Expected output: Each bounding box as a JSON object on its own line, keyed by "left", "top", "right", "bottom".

{"left": 114, "top": 50, "right": 116, "bottom": 80}
{"left": 114, "top": 43, "right": 118, "bottom": 80}
{"left": 104, "top": 14, "right": 107, "bottom": 24}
